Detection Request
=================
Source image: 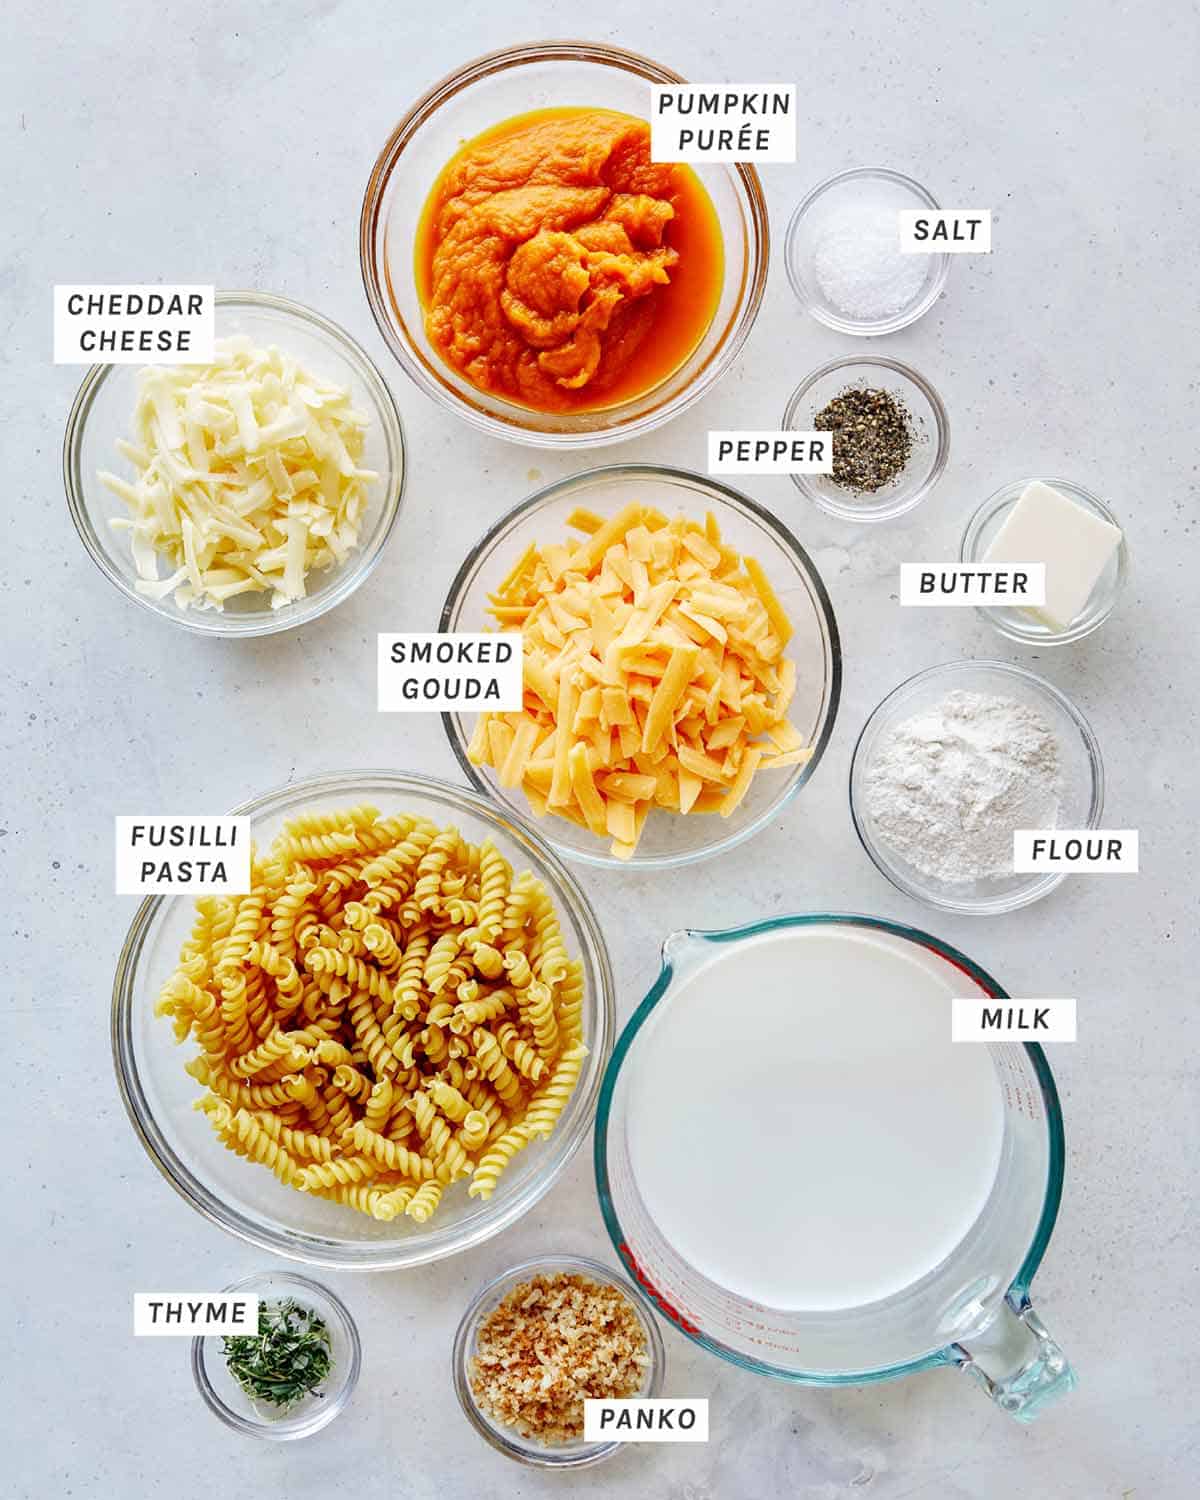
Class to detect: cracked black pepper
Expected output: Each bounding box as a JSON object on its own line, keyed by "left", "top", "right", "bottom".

{"left": 814, "top": 386, "right": 914, "bottom": 494}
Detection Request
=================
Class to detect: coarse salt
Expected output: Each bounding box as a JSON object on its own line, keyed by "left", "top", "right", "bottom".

{"left": 813, "top": 200, "right": 927, "bottom": 321}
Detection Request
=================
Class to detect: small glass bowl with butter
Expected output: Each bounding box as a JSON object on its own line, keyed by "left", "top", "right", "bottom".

{"left": 961, "top": 478, "right": 1128, "bottom": 646}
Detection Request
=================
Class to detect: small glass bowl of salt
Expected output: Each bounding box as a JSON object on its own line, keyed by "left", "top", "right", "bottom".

{"left": 785, "top": 168, "right": 949, "bottom": 335}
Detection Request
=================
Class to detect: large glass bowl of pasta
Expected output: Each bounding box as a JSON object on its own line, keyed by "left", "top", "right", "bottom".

{"left": 440, "top": 465, "right": 842, "bottom": 868}
{"left": 112, "top": 770, "right": 615, "bottom": 1269}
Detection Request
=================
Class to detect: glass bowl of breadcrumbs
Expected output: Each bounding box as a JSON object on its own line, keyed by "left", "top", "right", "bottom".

{"left": 452, "top": 1254, "right": 665, "bottom": 1467}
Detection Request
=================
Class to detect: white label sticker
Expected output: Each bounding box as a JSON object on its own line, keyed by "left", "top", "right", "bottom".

{"left": 1013, "top": 829, "right": 1138, "bottom": 873}
{"left": 115, "top": 816, "right": 251, "bottom": 895}
{"left": 584, "top": 1398, "right": 709, "bottom": 1443}
{"left": 134, "top": 1293, "right": 259, "bottom": 1336}
{"left": 707, "top": 431, "right": 831, "bottom": 475}
{"left": 54, "top": 285, "right": 214, "bottom": 364}
{"left": 651, "top": 85, "right": 796, "bottom": 162}
{"left": 377, "top": 633, "right": 522, "bottom": 713}
{"left": 898, "top": 210, "right": 992, "bottom": 253}
{"left": 953, "top": 998, "right": 1076, "bottom": 1043}
{"left": 899, "top": 563, "right": 1045, "bottom": 606}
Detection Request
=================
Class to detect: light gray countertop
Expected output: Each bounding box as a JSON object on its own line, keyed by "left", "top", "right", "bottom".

{"left": 3, "top": 1, "right": 1197, "bottom": 1495}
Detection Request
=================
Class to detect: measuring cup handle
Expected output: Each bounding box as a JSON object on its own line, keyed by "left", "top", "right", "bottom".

{"left": 955, "top": 1294, "right": 1076, "bottom": 1421}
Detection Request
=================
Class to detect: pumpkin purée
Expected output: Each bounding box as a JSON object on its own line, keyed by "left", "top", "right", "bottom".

{"left": 416, "top": 108, "right": 723, "bottom": 413}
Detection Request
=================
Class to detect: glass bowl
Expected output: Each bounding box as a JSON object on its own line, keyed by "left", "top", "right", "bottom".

{"left": 782, "top": 357, "right": 949, "bottom": 522}
{"left": 849, "top": 661, "right": 1104, "bottom": 915}
{"left": 64, "top": 290, "right": 406, "bottom": 637}
{"left": 960, "top": 478, "right": 1130, "bottom": 646}
{"left": 452, "top": 1253, "right": 666, "bottom": 1468}
{"left": 440, "top": 464, "right": 842, "bottom": 869}
{"left": 112, "top": 770, "right": 615, "bottom": 1268}
{"left": 784, "top": 167, "right": 949, "bottom": 335}
{"left": 191, "top": 1271, "right": 360, "bottom": 1440}
{"left": 360, "top": 41, "right": 769, "bottom": 448}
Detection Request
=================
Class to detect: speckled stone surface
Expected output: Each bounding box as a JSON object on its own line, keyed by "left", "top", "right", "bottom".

{"left": 4, "top": 1, "right": 1198, "bottom": 1495}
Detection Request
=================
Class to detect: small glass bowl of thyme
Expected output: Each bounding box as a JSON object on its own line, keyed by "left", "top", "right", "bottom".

{"left": 783, "top": 356, "right": 949, "bottom": 522}
{"left": 191, "top": 1272, "right": 361, "bottom": 1440}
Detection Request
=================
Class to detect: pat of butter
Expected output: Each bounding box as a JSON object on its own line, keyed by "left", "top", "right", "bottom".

{"left": 983, "top": 481, "right": 1122, "bottom": 630}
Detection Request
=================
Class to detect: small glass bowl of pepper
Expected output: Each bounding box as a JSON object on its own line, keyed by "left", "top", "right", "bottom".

{"left": 191, "top": 1271, "right": 361, "bottom": 1440}
{"left": 782, "top": 356, "right": 950, "bottom": 523}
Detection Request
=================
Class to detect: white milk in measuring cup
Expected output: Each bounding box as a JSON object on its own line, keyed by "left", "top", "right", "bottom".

{"left": 628, "top": 923, "right": 1004, "bottom": 1311}
{"left": 600, "top": 917, "right": 1075, "bottom": 1418}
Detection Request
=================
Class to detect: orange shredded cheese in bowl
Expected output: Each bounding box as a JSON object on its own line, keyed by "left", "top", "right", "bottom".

{"left": 466, "top": 502, "right": 813, "bottom": 859}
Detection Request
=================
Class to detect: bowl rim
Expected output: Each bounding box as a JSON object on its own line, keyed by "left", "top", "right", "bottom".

{"left": 782, "top": 355, "right": 950, "bottom": 522}
{"left": 191, "top": 1270, "right": 362, "bottom": 1439}
{"left": 847, "top": 659, "right": 1106, "bottom": 915}
{"left": 438, "top": 462, "right": 843, "bottom": 869}
{"left": 593, "top": 913, "right": 1066, "bottom": 1385}
{"left": 959, "top": 476, "right": 1130, "bottom": 645}
{"left": 451, "top": 1251, "right": 667, "bottom": 1467}
{"left": 63, "top": 288, "right": 407, "bottom": 638}
{"left": 784, "top": 165, "right": 950, "bottom": 336}
{"left": 111, "top": 768, "right": 617, "bottom": 1268}
{"left": 358, "top": 39, "right": 770, "bottom": 449}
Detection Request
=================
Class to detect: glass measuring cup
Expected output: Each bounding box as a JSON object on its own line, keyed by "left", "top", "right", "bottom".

{"left": 594, "top": 914, "right": 1075, "bottom": 1420}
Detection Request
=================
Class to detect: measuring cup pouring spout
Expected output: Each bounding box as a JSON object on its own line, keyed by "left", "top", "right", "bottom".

{"left": 660, "top": 928, "right": 709, "bottom": 975}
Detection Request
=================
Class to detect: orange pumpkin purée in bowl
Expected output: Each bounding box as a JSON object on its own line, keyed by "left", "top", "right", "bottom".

{"left": 415, "top": 108, "right": 724, "bottom": 414}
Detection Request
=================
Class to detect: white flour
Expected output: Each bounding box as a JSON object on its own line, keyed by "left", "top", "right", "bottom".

{"left": 864, "top": 689, "right": 1061, "bottom": 883}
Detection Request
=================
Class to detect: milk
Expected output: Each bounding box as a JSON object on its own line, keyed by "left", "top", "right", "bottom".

{"left": 626, "top": 924, "right": 1005, "bottom": 1312}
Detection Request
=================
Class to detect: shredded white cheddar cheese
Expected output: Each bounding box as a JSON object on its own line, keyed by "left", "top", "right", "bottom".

{"left": 468, "top": 504, "right": 813, "bottom": 858}
{"left": 99, "top": 336, "right": 378, "bottom": 611}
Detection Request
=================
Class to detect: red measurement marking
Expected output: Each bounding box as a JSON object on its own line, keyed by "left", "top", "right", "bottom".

{"left": 927, "top": 943, "right": 1000, "bottom": 998}
{"left": 618, "top": 1242, "right": 700, "bottom": 1335}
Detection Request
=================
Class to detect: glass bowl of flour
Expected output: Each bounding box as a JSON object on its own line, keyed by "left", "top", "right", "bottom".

{"left": 849, "top": 661, "right": 1104, "bottom": 914}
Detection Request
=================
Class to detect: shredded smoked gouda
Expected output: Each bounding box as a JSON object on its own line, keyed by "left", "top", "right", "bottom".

{"left": 99, "top": 336, "right": 378, "bottom": 611}
{"left": 468, "top": 505, "right": 814, "bottom": 857}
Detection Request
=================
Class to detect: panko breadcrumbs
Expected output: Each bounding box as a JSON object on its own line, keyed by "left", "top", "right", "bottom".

{"left": 470, "top": 1272, "right": 649, "bottom": 1443}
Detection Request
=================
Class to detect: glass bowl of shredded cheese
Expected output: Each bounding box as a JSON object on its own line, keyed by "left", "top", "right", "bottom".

{"left": 64, "top": 290, "right": 406, "bottom": 636}
{"left": 440, "top": 464, "right": 842, "bottom": 869}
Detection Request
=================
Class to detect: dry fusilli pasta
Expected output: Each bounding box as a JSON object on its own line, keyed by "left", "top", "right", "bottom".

{"left": 156, "top": 804, "right": 588, "bottom": 1224}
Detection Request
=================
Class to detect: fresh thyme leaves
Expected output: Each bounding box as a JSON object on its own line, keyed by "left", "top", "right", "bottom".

{"left": 221, "top": 1298, "right": 333, "bottom": 1411}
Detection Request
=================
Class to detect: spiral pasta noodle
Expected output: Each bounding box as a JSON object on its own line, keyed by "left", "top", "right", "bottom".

{"left": 522, "top": 980, "right": 560, "bottom": 1059}
{"left": 522, "top": 1042, "right": 588, "bottom": 1141}
{"left": 471, "top": 1026, "right": 524, "bottom": 1107}
{"left": 496, "top": 1020, "right": 546, "bottom": 1083}
{"left": 458, "top": 1110, "right": 490, "bottom": 1153}
{"left": 468, "top": 1128, "right": 528, "bottom": 1201}
{"left": 405, "top": 1180, "right": 444, "bottom": 1224}
{"left": 157, "top": 804, "right": 589, "bottom": 1226}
